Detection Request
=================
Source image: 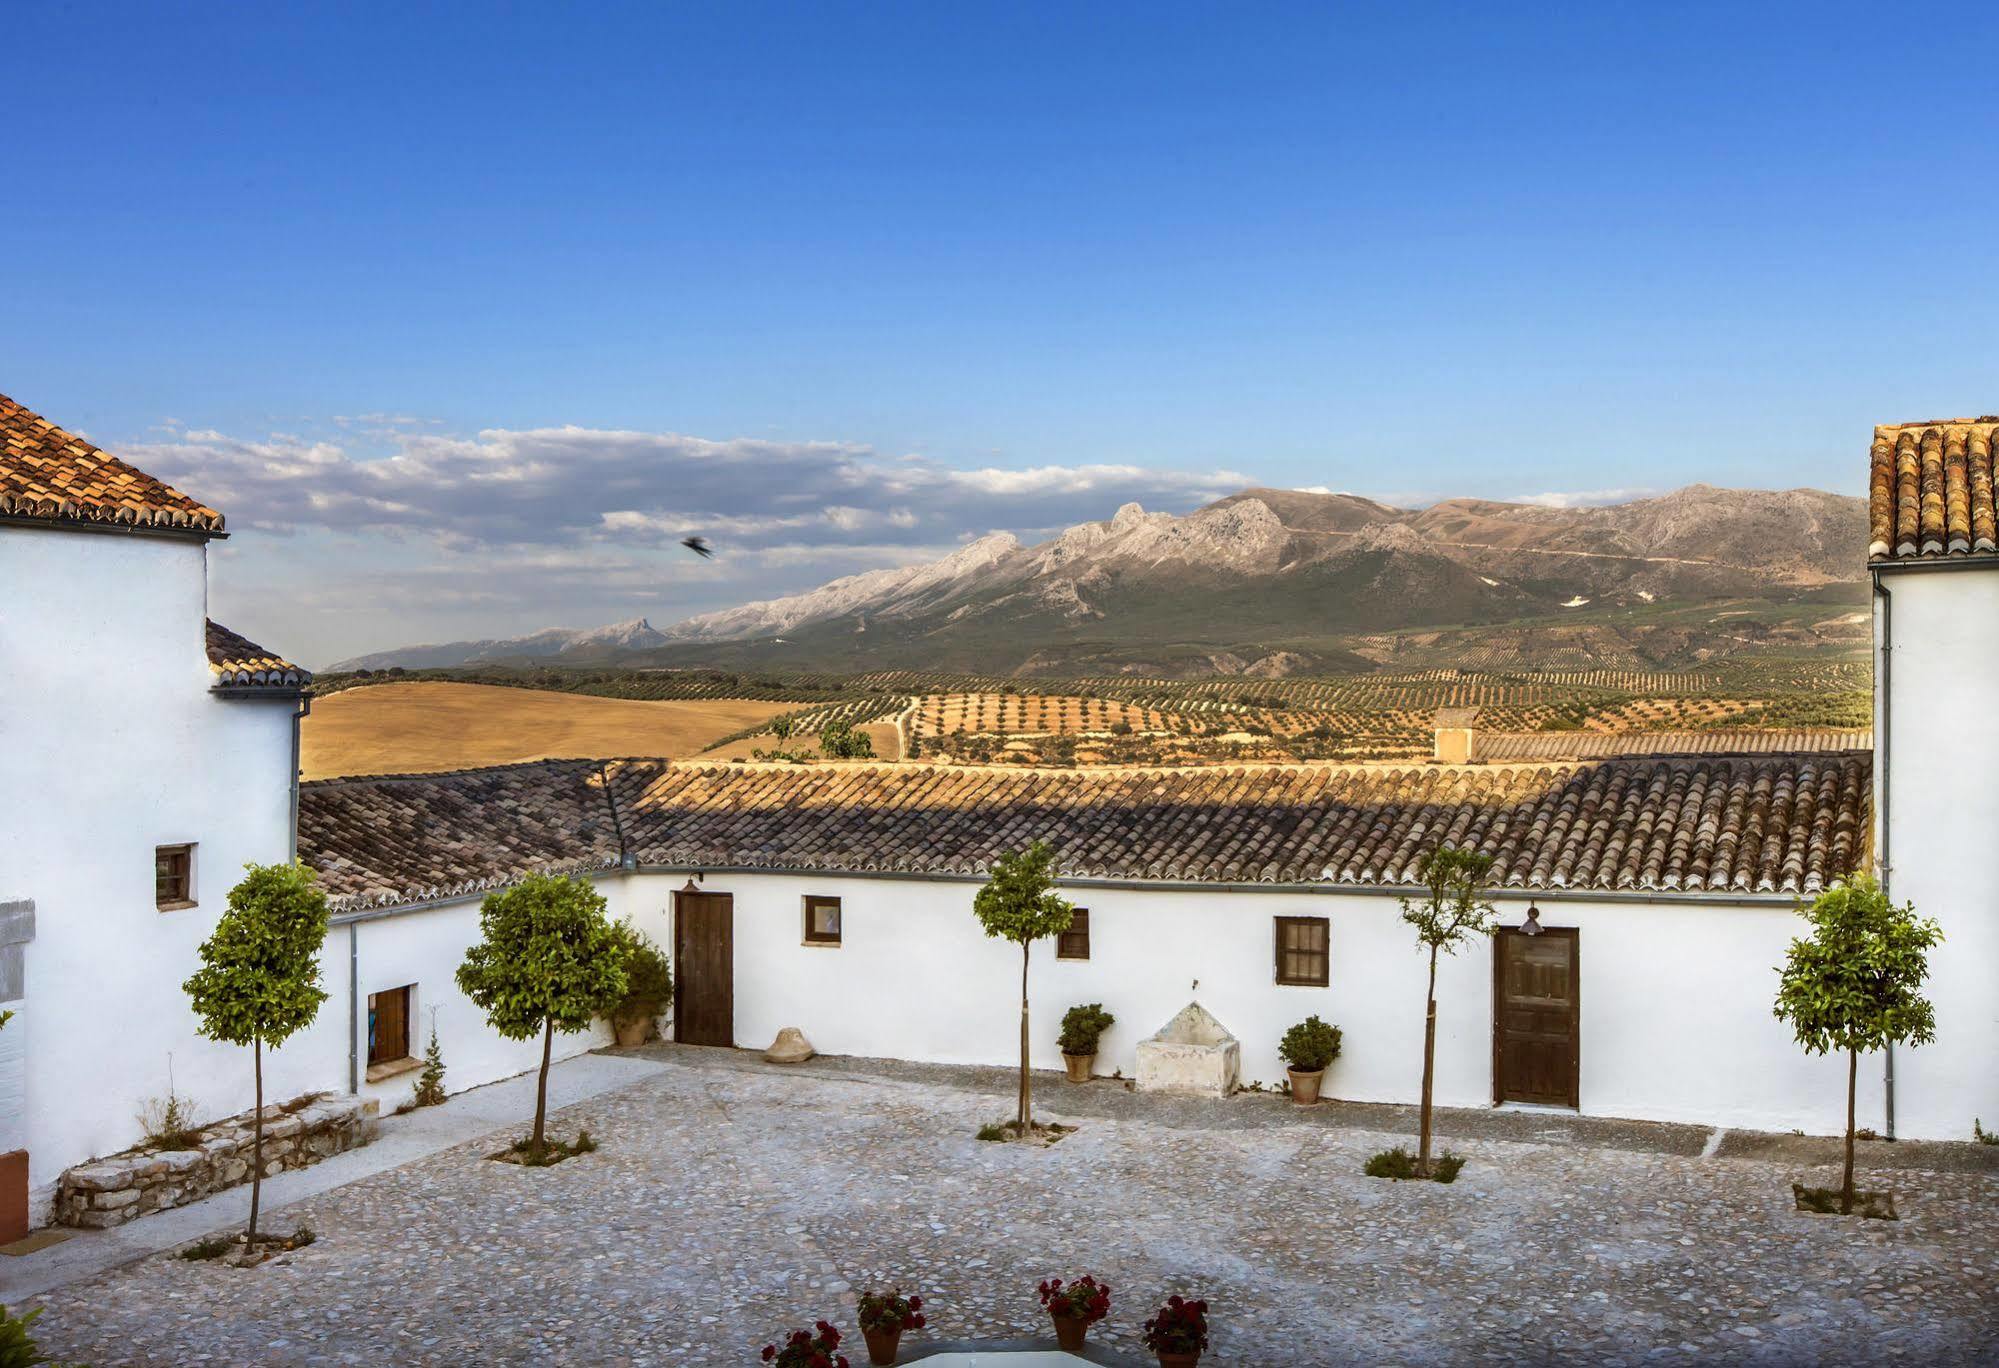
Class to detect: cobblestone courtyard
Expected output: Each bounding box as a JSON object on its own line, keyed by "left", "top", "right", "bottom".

{"left": 21, "top": 1049, "right": 1999, "bottom": 1366}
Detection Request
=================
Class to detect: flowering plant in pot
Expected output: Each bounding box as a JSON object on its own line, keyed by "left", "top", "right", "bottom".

{"left": 761, "top": 1321, "right": 849, "bottom": 1368}
{"left": 1057, "top": 1003, "right": 1115, "bottom": 1083}
{"left": 1037, "top": 1275, "right": 1111, "bottom": 1351}
{"left": 856, "top": 1291, "right": 925, "bottom": 1365}
{"left": 606, "top": 918, "right": 673, "bottom": 1047}
{"left": 1142, "top": 1294, "right": 1210, "bottom": 1367}
{"left": 1278, "top": 1015, "right": 1342, "bottom": 1105}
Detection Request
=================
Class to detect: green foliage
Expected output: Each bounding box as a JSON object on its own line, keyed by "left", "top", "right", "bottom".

{"left": 605, "top": 918, "right": 674, "bottom": 1024}
{"left": 973, "top": 842, "right": 1075, "bottom": 948}
{"left": 1057, "top": 1003, "right": 1115, "bottom": 1056}
{"left": 1279, "top": 1015, "right": 1343, "bottom": 1072}
{"left": 1364, "top": 1147, "right": 1464, "bottom": 1183}
{"left": 975, "top": 1122, "right": 1009, "bottom": 1142}
{"left": 182, "top": 862, "right": 330, "bottom": 1050}
{"left": 0, "top": 1303, "right": 86, "bottom": 1368}
{"left": 1774, "top": 875, "right": 1941, "bottom": 1057}
{"left": 412, "top": 1020, "right": 447, "bottom": 1107}
{"left": 769, "top": 714, "right": 796, "bottom": 742}
{"left": 0, "top": 1010, "right": 11, "bottom": 1033}
{"left": 1399, "top": 846, "right": 1497, "bottom": 954}
{"left": 1973, "top": 1118, "right": 1999, "bottom": 1146}
{"left": 455, "top": 874, "right": 628, "bottom": 1043}
{"left": 817, "top": 718, "right": 875, "bottom": 758}
{"left": 178, "top": 1235, "right": 234, "bottom": 1261}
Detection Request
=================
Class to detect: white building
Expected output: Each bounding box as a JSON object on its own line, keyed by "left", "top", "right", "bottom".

{"left": 4, "top": 397, "right": 1994, "bottom": 1234}
{"left": 1865, "top": 418, "right": 1999, "bottom": 1140}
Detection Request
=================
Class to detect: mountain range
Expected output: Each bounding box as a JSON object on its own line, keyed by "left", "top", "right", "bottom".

{"left": 331, "top": 484, "right": 1870, "bottom": 677}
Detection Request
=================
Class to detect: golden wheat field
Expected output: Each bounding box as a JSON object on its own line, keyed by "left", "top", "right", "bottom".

{"left": 301, "top": 682, "right": 799, "bottom": 779}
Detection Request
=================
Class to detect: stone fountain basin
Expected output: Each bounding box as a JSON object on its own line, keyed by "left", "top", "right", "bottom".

{"left": 1134, "top": 1000, "right": 1241, "bottom": 1097}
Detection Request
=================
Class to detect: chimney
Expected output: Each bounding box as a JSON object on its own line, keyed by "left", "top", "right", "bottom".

{"left": 1433, "top": 707, "right": 1478, "bottom": 764}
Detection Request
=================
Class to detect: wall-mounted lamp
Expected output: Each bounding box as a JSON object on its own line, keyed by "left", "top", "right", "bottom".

{"left": 1520, "top": 904, "right": 1543, "bottom": 936}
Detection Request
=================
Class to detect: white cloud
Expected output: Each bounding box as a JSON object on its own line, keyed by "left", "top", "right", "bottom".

{"left": 135, "top": 418, "right": 1257, "bottom": 663}
{"left": 1512, "top": 487, "right": 1659, "bottom": 509}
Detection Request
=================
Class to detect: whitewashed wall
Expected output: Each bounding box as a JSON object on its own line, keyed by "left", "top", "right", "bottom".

{"left": 656, "top": 870, "right": 1870, "bottom": 1136}
{"left": 340, "top": 872, "right": 674, "bottom": 1112}
{"left": 1876, "top": 568, "right": 1999, "bottom": 1142}
{"left": 0, "top": 527, "right": 312, "bottom": 1212}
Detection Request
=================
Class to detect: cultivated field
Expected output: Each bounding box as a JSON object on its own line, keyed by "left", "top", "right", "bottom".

{"left": 301, "top": 681, "right": 798, "bottom": 779}
{"left": 309, "top": 659, "right": 1871, "bottom": 771}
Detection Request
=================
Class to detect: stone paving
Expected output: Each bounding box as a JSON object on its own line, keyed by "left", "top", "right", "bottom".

{"left": 20, "top": 1049, "right": 1999, "bottom": 1366}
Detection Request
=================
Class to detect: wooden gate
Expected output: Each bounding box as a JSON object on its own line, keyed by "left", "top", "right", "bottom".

{"left": 673, "top": 890, "right": 734, "bottom": 1046}
{"left": 1493, "top": 927, "right": 1578, "bottom": 1107}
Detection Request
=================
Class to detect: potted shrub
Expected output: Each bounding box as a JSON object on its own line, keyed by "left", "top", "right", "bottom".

{"left": 1037, "top": 1276, "right": 1110, "bottom": 1352}
{"left": 1057, "top": 1003, "right": 1115, "bottom": 1083}
{"left": 606, "top": 918, "right": 673, "bottom": 1047}
{"left": 1142, "top": 1294, "right": 1210, "bottom": 1367}
{"left": 762, "top": 1321, "right": 849, "bottom": 1368}
{"left": 1278, "top": 1015, "right": 1342, "bottom": 1105}
{"left": 856, "top": 1291, "right": 925, "bottom": 1365}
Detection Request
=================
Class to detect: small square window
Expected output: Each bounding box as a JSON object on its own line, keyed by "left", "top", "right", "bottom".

{"left": 367, "top": 984, "right": 415, "bottom": 1073}
{"left": 1056, "top": 908, "right": 1091, "bottom": 960}
{"left": 804, "top": 895, "right": 842, "bottom": 945}
{"left": 1275, "top": 916, "right": 1329, "bottom": 986}
{"left": 155, "top": 844, "right": 196, "bottom": 910}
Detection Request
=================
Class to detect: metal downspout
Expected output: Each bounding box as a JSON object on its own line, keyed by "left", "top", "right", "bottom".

{"left": 1872, "top": 566, "right": 1895, "bottom": 1141}
{"left": 288, "top": 695, "right": 310, "bottom": 862}
{"left": 348, "top": 922, "right": 360, "bottom": 1095}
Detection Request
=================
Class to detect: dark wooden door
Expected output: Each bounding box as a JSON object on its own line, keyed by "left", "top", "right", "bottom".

{"left": 1493, "top": 928, "right": 1578, "bottom": 1107}
{"left": 673, "top": 891, "right": 734, "bottom": 1046}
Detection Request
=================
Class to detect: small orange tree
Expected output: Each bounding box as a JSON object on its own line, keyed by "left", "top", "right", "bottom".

{"left": 456, "top": 873, "right": 626, "bottom": 1159}
{"left": 183, "top": 862, "right": 329, "bottom": 1241}
{"left": 1774, "top": 875, "right": 1940, "bottom": 1214}
{"left": 973, "top": 842, "right": 1074, "bottom": 1130}
{"left": 1399, "top": 845, "right": 1495, "bottom": 1177}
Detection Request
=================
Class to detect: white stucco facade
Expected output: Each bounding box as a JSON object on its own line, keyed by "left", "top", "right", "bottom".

{"left": 0, "top": 525, "right": 306, "bottom": 1211}
{"left": 337, "top": 873, "right": 674, "bottom": 1114}
{"left": 641, "top": 869, "right": 1875, "bottom": 1137}
{"left": 1872, "top": 564, "right": 1999, "bottom": 1141}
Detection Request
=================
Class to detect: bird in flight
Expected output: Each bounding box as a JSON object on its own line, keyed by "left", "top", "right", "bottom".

{"left": 681, "top": 536, "right": 713, "bottom": 559}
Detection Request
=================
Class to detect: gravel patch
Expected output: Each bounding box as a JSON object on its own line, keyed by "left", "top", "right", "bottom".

{"left": 22, "top": 1048, "right": 1999, "bottom": 1366}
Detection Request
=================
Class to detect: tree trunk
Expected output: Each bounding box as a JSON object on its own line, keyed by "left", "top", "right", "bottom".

{"left": 1418, "top": 946, "right": 1439, "bottom": 1177}
{"left": 248, "top": 1033, "right": 263, "bottom": 1241}
{"left": 532, "top": 1018, "right": 554, "bottom": 1158}
{"left": 1841, "top": 1045, "right": 1858, "bottom": 1215}
{"left": 1017, "top": 943, "right": 1031, "bottom": 1130}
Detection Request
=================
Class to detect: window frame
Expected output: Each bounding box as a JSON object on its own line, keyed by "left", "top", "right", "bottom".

{"left": 1056, "top": 907, "right": 1091, "bottom": 961}
{"left": 155, "top": 843, "right": 197, "bottom": 911}
{"left": 803, "top": 894, "right": 843, "bottom": 946}
{"left": 1274, "top": 915, "right": 1330, "bottom": 987}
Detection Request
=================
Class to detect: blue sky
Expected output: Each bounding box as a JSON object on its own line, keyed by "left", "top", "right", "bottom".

{"left": 7, "top": 2, "right": 1997, "bottom": 662}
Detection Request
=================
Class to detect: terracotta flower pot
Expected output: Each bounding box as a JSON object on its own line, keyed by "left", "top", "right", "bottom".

{"left": 862, "top": 1325, "right": 902, "bottom": 1365}
{"left": 1287, "top": 1066, "right": 1324, "bottom": 1105}
{"left": 613, "top": 1014, "right": 652, "bottom": 1047}
{"left": 1156, "top": 1352, "right": 1200, "bottom": 1368}
{"left": 1050, "top": 1311, "right": 1090, "bottom": 1351}
{"left": 1062, "top": 1052, "right": 1095, "bottom": 1084}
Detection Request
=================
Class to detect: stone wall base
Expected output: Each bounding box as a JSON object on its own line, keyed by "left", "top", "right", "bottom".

{"left": 55, "top": 1094, "right": 378, "bottom": 1229}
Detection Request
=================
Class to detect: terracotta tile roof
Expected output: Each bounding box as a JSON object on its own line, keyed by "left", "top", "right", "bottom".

{"left": 206, "top": 620, "right": 312, "bottom": 690}
{"left": 299, "top": 760, "right": 626, "bottom": 912}
{"left": 0, "top": 393, "right": 224, "bottom": 535}
{"left": 1472, "top": 730, "right": 1872, "bottom": 762}
{"left": 1868, "top": 417, "right": 1999, "bottom": 561}
{"left": 299, "top": 753, "right": 1871, "bottom": 912}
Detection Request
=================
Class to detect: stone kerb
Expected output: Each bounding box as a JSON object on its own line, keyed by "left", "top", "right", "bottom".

{"left": 55, "top": 1094, "right": 378, "bottom": 1229}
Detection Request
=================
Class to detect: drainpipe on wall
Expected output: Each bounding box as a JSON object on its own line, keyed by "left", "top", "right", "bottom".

{"left": 288, "top": 695, "right": 311, "bottom": 863}
{"left": 1871, "top": 565, "right": 1895, "bottom": 1142}
{"left": 348, "top": 922, "right": 360, "bottom": 1096}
